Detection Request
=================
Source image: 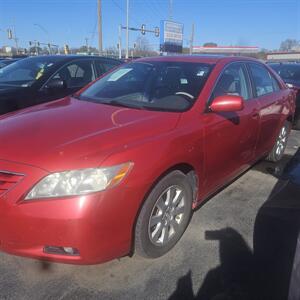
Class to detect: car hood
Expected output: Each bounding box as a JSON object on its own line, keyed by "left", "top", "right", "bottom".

{"left": 0, "top": 97, "right": 180, "bottom": 172}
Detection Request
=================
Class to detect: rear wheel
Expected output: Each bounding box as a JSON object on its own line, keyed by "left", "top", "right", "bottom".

{"left": 266, "top": 121, "right": 290, "bottom": 162}
{"left": 135, "top": 171, "right": 193, "bottom": 258}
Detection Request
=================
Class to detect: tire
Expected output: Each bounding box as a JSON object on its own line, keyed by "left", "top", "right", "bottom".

{"left": 266, "top": 121, "right": 290, "bottom": 162}
{"left": 135, "top": 170, "right": 193, "bottom": 258}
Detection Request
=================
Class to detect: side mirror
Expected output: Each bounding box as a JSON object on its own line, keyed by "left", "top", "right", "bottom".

{"left": 44, "top": 78, "right": 67, "bottom": 91}
{"left": 209, "top": 95, "right": 244, "bottom": 113}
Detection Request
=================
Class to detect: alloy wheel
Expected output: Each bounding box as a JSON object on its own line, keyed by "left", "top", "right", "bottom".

{"left": 276, "top": 126, "right": 287, "bottom": 157}
{"left": 148, "top": 185, "right": 185, "bottom": 246}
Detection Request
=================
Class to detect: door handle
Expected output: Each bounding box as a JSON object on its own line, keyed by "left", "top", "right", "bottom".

{"left": 251, "top": 112, "right": 259, "bottom": 119}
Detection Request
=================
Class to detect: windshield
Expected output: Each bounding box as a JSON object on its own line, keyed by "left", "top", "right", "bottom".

{"left": 270, "top": 64, "right": 300, "bottom": 82}
{"left": 0, "top": 57, "right": 58, "bottom": 87}
{"left": 79, "top": 61, "right": 213, "bottom": 112}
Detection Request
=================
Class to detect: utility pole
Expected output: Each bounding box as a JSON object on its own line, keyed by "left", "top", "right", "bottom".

{"left": 169, "top": 0, "right": 173, "bottom": 20}
{"left": 118, "top": 24, "right": 122, "bottom": 59}
{"left": 190, "top": 23, "right": 194, "bottom": 55}
{"left": 126, "top": 0, "right": 129, "bottom": 59}
{"left": 85, "top": 37, "right": 89, "bottom": 53}
{"left": 97, "top": 0, "right": 103, "bottom": 55}
{"left": 35, "top": 41, "right": 39, "bottom": 56}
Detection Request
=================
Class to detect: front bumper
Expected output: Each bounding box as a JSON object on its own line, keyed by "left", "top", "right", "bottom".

{"left": 0, "top": 160, "right": 145, "bottom": 264}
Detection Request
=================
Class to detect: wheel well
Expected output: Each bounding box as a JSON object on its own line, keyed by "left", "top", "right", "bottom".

{"left": 129, "top": 163, "right": 198, "bottom": 256}
{"left": 163, "top": 163, "right": 198, "bottom": 202}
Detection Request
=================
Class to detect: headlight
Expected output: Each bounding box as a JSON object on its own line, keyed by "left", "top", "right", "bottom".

{"left": 25, "top": 162, "right": 133, "bottom": 200}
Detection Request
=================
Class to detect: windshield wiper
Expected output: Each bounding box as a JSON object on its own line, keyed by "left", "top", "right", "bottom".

{"left": 108, "top": 100, "right": 144, "bottom": 109}
{"left": 76, "top": 95, "right": 166, "bottom": 111}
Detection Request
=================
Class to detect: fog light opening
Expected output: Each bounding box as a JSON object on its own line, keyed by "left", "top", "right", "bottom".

{"left": 44, "top": 245, "right": 80, "bottom": 256}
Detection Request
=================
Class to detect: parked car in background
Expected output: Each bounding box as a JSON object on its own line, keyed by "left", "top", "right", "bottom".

{"left": 0, "top": 55, "right": 122, "bottom": 115}
{"left": 0, "top": 58, "right": 22, "bottom": 69}
{"left": 254, "top": 148, "right": 300, "bottom": 299}
{"left": 0, "top": 55, "right": 295, "bottom": 264}
{"left": 269, "top": 62, "right": 300, "bottom": 129}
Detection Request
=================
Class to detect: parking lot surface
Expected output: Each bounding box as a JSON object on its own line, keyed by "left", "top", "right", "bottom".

{"left": 0, "top": 131, "right": 299, "bottom": 300}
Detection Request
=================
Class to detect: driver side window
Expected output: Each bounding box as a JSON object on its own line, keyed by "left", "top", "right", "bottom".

{"left": 212, "top": 63, "right": 251, "bottom": 101}
{"left": 51, "top": 60, "right": 95, "bottom": 88}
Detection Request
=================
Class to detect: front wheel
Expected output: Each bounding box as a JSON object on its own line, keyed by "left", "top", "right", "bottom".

{"left": 266, "top": 121, "right": 290, "bottom": 162}
{"left": 134, "top": 171, "right": 193, "bottom": 258}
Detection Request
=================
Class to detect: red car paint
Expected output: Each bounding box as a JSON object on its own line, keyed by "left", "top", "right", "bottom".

{"left": 0, "top": 56, "right": 295, "bottom": 264}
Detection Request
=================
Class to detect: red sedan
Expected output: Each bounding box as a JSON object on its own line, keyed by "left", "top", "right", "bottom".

{"left": 0, "top": 56, "right": 295, "bottom": 264}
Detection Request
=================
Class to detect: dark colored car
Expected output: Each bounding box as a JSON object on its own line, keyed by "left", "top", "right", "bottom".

{"left": 269, "top": 63, "right": 300, "bottom": 129}
{"left": 253, "top": 148, "right": 300, "bottom": 299}
{"left": 0, "top": 55, "right": 295, "bottom": 264}
{"left": 0, "top": 58, "right": 22, "bottom": 69}
{"left": 0, "top": 55, "right": 122, "bottom": 115}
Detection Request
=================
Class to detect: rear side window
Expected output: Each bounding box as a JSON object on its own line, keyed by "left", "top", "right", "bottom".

{"left": 212, "top": 63, "right": 251, "bottom": 100}
{"left": 249, "top": 63, "right": 276, "bottom": 96}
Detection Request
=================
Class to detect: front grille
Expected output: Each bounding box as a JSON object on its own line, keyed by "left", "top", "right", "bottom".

{"left": 0, "top": 170, "right": 24, "bottom": 196}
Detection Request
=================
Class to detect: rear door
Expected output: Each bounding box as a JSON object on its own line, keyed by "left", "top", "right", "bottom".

{"left": 203, "top": 62, "right": 261, "bottom": 194}
{"left": 247, "top": 62, "right": 283, "bottom": 157}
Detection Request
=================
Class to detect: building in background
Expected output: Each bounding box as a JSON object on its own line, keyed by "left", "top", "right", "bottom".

{"left": 193, "top": 45, "right": 260, "bottom": 55}
{"left": 266, "top": 52, "right": 300, "bottom": 62}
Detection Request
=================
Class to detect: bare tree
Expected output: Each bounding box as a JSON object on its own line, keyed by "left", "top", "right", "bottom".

{"left": 280, "top": 39, "right": 300, "bottom": 51}
{"left": 203, "top": 42, "right": 218, "bottom": 47}
{"left": 133, "top": 36, "right": 157, "bottom": 57}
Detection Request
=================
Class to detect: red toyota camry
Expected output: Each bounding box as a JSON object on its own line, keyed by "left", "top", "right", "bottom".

{"left": 0, "top": 56, "right": 295, "bottom": 264}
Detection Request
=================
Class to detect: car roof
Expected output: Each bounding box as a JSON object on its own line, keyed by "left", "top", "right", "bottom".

{"left": 20, "top": 55, "right": 121, "bottom": 63}
{"left": 135, "top": 55, "right": 260, "bottom": 65}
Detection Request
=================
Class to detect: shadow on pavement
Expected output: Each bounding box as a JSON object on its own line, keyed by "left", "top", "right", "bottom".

{"left": 39, "top": 260, "right": 52, "bottom": 271}
{"left": 169, "top": 149, "right": 300, "bottom": 300}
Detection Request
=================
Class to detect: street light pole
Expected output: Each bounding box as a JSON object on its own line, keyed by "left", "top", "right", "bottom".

{"left": 126, "top": 0, "right": 129, "bottom": 59}
{"left": 85, "top": 37, "right": 89, "bottom": 54}
{"left": 118, "top": 24, "right": 122, "bottom": 59}
{"left": 190, "top": 23, "right": 194, "bottom": 55}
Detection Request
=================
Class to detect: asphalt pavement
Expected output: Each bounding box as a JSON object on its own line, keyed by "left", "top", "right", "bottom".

{"left": 0, "top": 130, "right": 300, "bottom": 300}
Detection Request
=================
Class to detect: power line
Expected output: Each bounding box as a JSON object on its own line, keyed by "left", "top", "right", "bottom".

{"left": 150, "top": 0, "right": 165, "bottom": 19}
{"left": 111, "top": 0, "right": 159, "bottom": 28}
{"left": 145, "top": 0, "right": 164, "bottom": 21}
{"left": 111, "top": 0, "right": 140, "bottom": 26}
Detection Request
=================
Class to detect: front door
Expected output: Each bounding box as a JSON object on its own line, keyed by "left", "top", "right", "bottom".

{"left": 203, "top": 62, "right": 260, "bottom": 195}
{"left": 38, "top": 59, "right": 95, "bottom": 103}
